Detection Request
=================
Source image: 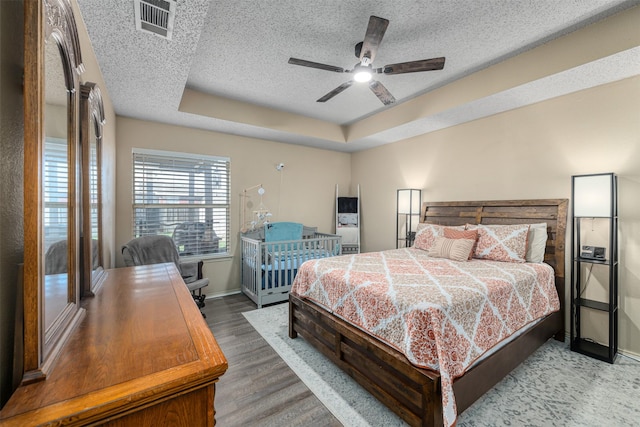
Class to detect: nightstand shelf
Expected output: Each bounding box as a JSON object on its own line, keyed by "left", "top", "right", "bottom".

{"left": 570, "top": 173, "right": 618, "bottom": 364}
{"left": 575, "top": 297, "right": 610, "bottom": 312}
{"left": 574, "top": 257, "right": 612, "bottom": 265}
{"left": 571, "top": 337, "right": 616, "bottom": 363}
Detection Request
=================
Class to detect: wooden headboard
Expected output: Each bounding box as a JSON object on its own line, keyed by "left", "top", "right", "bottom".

{"left": 420, "top": 198, "right": 568, "bottom": 284}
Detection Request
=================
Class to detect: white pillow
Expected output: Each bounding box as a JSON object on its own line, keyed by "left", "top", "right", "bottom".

{"left": 526, "top": 223, "right": 548, "bottom": 263}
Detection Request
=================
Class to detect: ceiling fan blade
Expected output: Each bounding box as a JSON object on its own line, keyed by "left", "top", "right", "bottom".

{"left": 369, "top": 80, "right": 396, "bottom": 105}
{"left": 288, "top": 57, "right": 345, "bottom": 73}
{"left": 317, "top": 81, "right": 354, "bottom": 102}
{"left": 359, "top": 16, "right": 389, "bottom": 64}
{"left": 379, "top": 57, "right": 446, "bottom": 75}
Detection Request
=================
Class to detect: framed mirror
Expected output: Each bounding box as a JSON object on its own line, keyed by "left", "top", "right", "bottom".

{"left": 80, "top": 82, "right": 106, "bottom": 296}
{"left": 23, "top": 0, "right": 85, "bottom": 382}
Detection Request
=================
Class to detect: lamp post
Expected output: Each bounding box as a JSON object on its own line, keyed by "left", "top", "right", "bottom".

{"left": 396, "top": 189, "right": 421, "bottom": 248}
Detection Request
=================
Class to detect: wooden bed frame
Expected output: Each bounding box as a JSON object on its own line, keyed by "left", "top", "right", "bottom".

{"left": 289, "top": 199, "right": 568, "bottom": 427}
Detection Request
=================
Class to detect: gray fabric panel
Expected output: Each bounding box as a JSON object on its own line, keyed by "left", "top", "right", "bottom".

{"left": 121, "top": 235, "right": 207, "bottom": 291}
{"left": 121, "top": 235, "right": 180, "bottom": 267}
{"left": 45, "top": 240, "right": 68, "bottom": 274}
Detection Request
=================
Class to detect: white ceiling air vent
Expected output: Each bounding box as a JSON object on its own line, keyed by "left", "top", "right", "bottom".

{"left": 134, "top": 0, "right": 177, "bottom": 40}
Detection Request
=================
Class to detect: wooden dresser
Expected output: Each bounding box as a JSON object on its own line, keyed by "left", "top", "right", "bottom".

{"left": 0, "top": 263, "right": 227, "bottom": 426}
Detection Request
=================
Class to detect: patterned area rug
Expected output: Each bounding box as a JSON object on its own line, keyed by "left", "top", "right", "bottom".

{"left": 243, "top": 302, "right": 640, "bottom": 427}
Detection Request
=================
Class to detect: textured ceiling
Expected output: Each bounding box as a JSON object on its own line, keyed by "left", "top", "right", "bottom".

{"left": 77, "top": 0, "right": 640, "bottom": 152}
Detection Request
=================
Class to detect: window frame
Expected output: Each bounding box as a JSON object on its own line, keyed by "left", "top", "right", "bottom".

{"left": 43, "top": 136, "right": 71, "bottom": 250}
{"left": 131, "top": 148, "right": 231, "bottom": 258}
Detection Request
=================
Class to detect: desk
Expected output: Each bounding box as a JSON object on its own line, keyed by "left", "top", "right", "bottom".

{"left": 43, "top": 272, "right": 68, "bottom": 331}
{"left": 0, "top": 263, "right": 227, "bottom": 426}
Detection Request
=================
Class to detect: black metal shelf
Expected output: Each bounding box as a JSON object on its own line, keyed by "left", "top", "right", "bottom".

{"left": 575, "top": 257, "right": 609, "bottom": 265}
{"left": 571, "top": 338, "right": 617, "bottom": 363}
{"left": 570, "top": 173, "right": 618, "bottom": 364}
{"left": 396, "top": 189, "right": 421, "bottom": 249}
{"left": 574, "top": 258, "right": 620, "bottom": 268}
{"left": 575, "top": 297, "right": 611, "bottom": 312}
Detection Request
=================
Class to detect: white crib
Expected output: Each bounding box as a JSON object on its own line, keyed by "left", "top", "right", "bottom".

{"left": 241, "top": 225, "right": 341, "bottom": 308}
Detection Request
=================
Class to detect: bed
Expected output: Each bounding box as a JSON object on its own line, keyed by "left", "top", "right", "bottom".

{"left": 241, "top": 224, "right": 342, "bottom": 308}
{"left": 289, "top": 199, "right": 568, "bottom": 427}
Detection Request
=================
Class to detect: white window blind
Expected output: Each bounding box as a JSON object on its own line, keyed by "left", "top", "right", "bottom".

{"left": 132, "top": 149, "right": 230, "bottom": 257}
{"left": 44, "top": 137, "right": 69, "bottom": 251}
{"left": 89, "top": 137, "right": 99, "bottom": 240}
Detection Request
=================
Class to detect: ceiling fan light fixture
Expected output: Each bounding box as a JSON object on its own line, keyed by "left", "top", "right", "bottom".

{"left": 288, "top": 15, "right": 445, "bottom": 105}
{"left": 353, "top": 65, "right": 373, "bottom": 82}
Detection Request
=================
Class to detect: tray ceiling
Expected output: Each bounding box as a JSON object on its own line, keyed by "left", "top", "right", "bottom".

{"left": 78, "top": 0, "right": 640, "bottom": 152}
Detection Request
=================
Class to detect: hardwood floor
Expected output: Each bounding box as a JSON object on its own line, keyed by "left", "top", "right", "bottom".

{"left": 203, "top": 293, "right": 342, "bottom": 427}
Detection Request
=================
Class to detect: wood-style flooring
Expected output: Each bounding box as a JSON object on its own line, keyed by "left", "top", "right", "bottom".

{"left": 203, "top": 293, "right": 342, "bottom": 427}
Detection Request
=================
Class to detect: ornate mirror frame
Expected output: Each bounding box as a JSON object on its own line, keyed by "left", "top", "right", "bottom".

{"left": 80, "top": 82, "right": 106, "bottom": 296}
{"left": 23, "top": 0, "right": 85, "bottom": 382}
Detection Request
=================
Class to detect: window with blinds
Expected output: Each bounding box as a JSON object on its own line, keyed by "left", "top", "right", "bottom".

{"left": 89, "top": 136, "right": 99, "bottom": 241}
{"left": 44, "top": 138, "right": 69, "bottom": 251}
{"left": 132, "top": 149, "right": 230, "bottom": 257}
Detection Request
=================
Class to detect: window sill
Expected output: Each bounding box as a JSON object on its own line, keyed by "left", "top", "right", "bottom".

{"left": 180, "top": 253, "right": 233, "bottom": 263}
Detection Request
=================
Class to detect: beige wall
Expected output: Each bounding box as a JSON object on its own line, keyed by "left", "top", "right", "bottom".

{"left": 0, "top": 0, "right": 25, "bottom": 408}
{"left": 351, "top": 76, "right": 640, "bottom": 357}
{"left": 347, "top": 5, "right": 640, "bottom": 143}
{"left": 72, "top": 0, "right": 117, "bottom": 268}
{"left": 110, "top": 4, "right": 638, "bottom": 358}
{"left": 0, "top": 0, "right": 117, "bottom": 408}
{"left": 115, "top": 117, "right": 351, "bottom": 295}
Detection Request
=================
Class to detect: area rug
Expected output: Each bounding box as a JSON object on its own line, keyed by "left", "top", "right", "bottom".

{"left": 243, "top": 303, "right": 640, "bottom": 427}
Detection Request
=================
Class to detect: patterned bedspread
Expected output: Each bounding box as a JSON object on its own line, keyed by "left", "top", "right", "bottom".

{"left": 290, "top": 247, "right": 560, "bottom": 427}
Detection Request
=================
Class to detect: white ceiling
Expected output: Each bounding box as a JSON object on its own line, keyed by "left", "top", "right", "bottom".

{"left": 77, "top": 0, "right": 640, "bottom": 152}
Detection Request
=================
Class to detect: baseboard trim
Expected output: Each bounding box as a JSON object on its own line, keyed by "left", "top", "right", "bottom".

{"left": 620, "top": 350, "right": 640, "bottom": 362}
{"left": 563, "top": 331, "right": 639, "bottom": 362}
{"left": 205, "top": 289, "right": 242, "bottom": 300}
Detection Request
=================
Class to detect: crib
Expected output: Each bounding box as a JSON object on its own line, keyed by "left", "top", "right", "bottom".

{"left": 241, "top": 224, "right": 342, "bottom": 308}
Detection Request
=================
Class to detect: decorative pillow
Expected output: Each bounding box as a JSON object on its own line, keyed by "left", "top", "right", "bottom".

{"left": 428, "top": 237, "right": 475, "bottom": 262}
{"left": 413, "top": 223, "right": 445, "bottom": 251}
{"left": 525, "top": 223, "right": 548, "bottom": 263}
{"left": 443, "top": 228, "right": 478, "bottom": 260}
{"left": 414, "top": 224, "right": 464, "bottom": 251}
{"left": 473, "top": 224, "right": 530, "bottom": 263}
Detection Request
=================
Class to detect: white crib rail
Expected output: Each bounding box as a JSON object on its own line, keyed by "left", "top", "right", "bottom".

{"left": 241, "top": 232, "right": 342, "bottom": 308}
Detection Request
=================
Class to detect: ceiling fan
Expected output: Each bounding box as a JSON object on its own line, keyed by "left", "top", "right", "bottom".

{"left": 288, "top": 15, "right": 445, "bottom": 106}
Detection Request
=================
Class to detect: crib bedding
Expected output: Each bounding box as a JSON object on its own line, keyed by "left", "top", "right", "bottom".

{"left": 241, "top": 229, "right": 342, "bottom": 307}
{"left": 260, "top": 250, "right": 333, "bottom": 289}
{"left": 290, "top": 247, "right": 560, "bottom": 427}
{"left": 263, "top": 249, "right": 334, "bottom": 269}
{"left": 243, "top": 249, "right": 335, "bottom": 270}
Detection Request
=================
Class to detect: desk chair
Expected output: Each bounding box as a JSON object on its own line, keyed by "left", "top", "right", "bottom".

{"left": 45, "top": 239, "right": 101, "bottom": 275}
{"left": 45, "top": 240, "right": 69, "bottom": 274}
{"left": 121, "top": 235, "right": 209, "bottom": 317}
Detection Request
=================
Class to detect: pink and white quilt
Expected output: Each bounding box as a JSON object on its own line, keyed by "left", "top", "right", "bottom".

{"left": 290, "top": 247, "right": 560, "bottom": 427}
